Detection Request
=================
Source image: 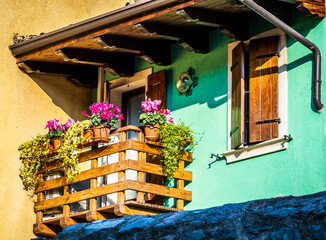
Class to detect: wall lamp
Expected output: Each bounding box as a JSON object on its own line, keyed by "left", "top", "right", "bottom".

{"left": 175, "top": 67, "right": 198, "bottom": 96}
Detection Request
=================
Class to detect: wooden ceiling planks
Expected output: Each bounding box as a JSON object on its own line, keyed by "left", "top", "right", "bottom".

{"left": 10, "top": 0, "right": 310, "bottom": 87}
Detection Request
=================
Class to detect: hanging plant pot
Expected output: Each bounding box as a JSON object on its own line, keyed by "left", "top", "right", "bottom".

{"left": 144, "top": 123, "right": 160, "bottom": 141}
{"left": 92, "top": 125, "right": 110, "bottom": 142}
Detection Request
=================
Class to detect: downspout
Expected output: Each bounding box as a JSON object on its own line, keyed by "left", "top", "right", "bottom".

{"left": 239, "top": 0, "right": 323, "bottom": 112}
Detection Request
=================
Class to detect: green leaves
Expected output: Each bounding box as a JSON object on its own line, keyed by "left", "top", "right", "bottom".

{"left": 139, "top": 112, "right": 167, "bottom": 126}
{"left": 158, "top": 121, "right": 197, "bottom": 180}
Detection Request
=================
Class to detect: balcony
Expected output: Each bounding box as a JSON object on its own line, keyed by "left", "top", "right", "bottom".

{"left": 33, "top": 126, "right": 192, "bottom": 237}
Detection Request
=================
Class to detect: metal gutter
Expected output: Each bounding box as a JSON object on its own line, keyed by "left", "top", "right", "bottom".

{"left": 239, "top": 0, "right": 323, "bottom": 112}
{"left": 9, "top": 0, "right": 189, "bottom": 57}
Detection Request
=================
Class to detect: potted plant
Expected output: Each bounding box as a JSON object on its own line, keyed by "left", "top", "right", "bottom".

{"left": 82, "top": 102, "right": 124, "bottom": 142}
{"left": 45, "top": 118, "right": 74, "bottom": 150}
{"left": 158, "top": 120, "right": 196, "bottom": 180}
{"left": 138, "top": 98, "right": 174, "bottom": 141}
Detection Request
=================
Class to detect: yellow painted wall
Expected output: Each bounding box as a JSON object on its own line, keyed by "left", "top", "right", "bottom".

{"left": 0, "top": 0, "right": 125, "bottom": 239}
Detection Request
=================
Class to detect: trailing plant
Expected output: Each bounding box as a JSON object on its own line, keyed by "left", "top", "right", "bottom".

{"left": 18, "top": 134, "right": 51, "bottom": 192}
{"left": 139, "top": 98, "right": 174, "bottom": 125}
{"left": 82, "top": 102, "right": 124, "bottom": 127}
{"left": 158, "top": 120, "right": 197, "bottom": 180}
{"left": 57, "top": 120, "right": 92, "bottom": 181}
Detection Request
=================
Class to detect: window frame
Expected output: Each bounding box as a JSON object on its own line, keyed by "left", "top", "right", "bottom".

{"left": 223, "top": 29, "right": 288, "bottom": 163}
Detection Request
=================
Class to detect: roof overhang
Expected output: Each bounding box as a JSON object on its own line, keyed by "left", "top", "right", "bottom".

{"left": 9, "top": 0, "right": 324, "bottom": 87}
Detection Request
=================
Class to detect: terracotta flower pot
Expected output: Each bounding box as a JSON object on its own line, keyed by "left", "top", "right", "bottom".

{"left": 144, "top": 123, "right": 160, "bottom": 141}
{"left": 53, "top": 137, "right": 61, "bottom": 150}
{"left": 92, "top": 125, "right": 110, "bottom": 142}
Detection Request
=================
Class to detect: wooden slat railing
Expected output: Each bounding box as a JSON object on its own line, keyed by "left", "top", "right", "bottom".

{"left": 33, "top": 125, "right": 192, "bottom": 237}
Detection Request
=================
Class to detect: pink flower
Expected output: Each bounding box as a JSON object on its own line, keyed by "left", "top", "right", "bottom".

{"left": 168, "top": 117, "right": 175, "bottom": 124}
{"left": 113, "top": 106, "right": 121, "bottom": 113}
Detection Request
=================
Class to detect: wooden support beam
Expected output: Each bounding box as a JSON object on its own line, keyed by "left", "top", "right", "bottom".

{"left": 59, "top": 48, "right": 135, "bottom": 77}
{"left": 296, "top": 0, "right": 325, "bottom": 17}
{"left": 86, "top": 210, "right": 114, "bottom": 221}
{"left": 135, "top": 22, "right": 211, "bottom": 54}
{"left": 96, "top": 35, "right": 172, "bottom": 66}
{"left": 60, "top": 217, "right": 79, "bottom": 228}
{"left": 177, "top": 8, "right": 251, "bottom": 40}
{"left": 137, "top": 131, "right": 145, "bottom": 203}
{"left": 20, "top": 61, "right": 98, "bottom": 87}
{"left": 33, "top": 223, "right": 61, "bottom": 237}
{"left": 113, "top": 204, "right": 163, "bottom": 217}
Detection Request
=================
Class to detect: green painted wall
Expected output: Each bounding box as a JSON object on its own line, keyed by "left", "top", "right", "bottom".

{"left": 106, "top": 10, "right": 326, "bottom": 210}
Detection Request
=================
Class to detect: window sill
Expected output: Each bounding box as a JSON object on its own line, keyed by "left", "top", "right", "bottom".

{"left": 220, "top": 137, "right": 290, "bottom": 164}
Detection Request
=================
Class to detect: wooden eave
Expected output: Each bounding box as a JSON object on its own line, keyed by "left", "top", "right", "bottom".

{"left": 8, "top": 0, "right": 324, "bottom": 87}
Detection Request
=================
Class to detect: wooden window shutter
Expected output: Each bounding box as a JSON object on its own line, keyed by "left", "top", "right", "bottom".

{"left": 147, "top": 70, "right": 166, "bottom": 109}
{"left": 231, "top": 42, "right": 245, "bottom": 149}
{"left": 249, "top": 36, "right": 279, "bottom": 143}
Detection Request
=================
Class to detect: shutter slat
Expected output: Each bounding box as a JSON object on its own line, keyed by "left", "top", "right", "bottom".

{"left": 231, "top": 42, "right": 245, "bottom": 149}
{"left": 249, "top": 36, "right": 279, "bottom": 143}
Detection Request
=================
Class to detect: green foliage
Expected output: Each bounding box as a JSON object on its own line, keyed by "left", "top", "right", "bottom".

{"left": 90, "top": 114, "right": 119, "bottom": 127}
{"left": 47, "top": 128, "right": 64, "bottom": 139}
{"left": 158, "top": 121, "right": 197, "bottom": 180}
{"left": 57, "top": 120, "right": 92, "bottom": 181}
{"left": 139, "top": 112, "right": 167, "bottom": 126}
{"left": 18, "top": 120, "right": 92, "bottom": 192}
{"left": 18, "top": 134, "right": 50, "bottom": 192}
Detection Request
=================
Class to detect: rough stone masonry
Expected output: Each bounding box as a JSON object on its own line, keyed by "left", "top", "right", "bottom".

{"left": 34, "top": 191, "right": 326, "bottom": 239}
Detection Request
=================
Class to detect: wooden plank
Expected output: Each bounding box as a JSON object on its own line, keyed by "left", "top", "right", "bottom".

{"left": 35, "top": 181, "right": 129, "bottom": 211}
{"left": 129, "top": 160, "right": 192, "bottom": 181}
{"left": 89, "top": 158, "right": 98, "bottom": 211}
{"left": 36, "top": 173, "right": 44, "bottom": 223}
{"left": 124, "top": 200, "right": 179, "bottom": 212}
{"left": 147, "top": 70, "right": 166, "bottom": 108}
{"left": 177, "top": 160, "right": 185, "bottom": 210}
{"left": 16, "top": 0, "right": 206, "bottom": 62}
{"left": 33, "top": 223, "right": 61, "bottom": 237}
{"left": 112, "top": 125, "right": 142, "bottom": 133}
{"left": 127, "top": 180, "right": 192, "bottom": 201}
{"left": 118, "top": 131, "right": 126, "bottom": 205}
{"left": 137, "top": 131, "right": 146, "bottom": 202}
{"left": 37, "top": 161, "right": 129, "bottom": 192}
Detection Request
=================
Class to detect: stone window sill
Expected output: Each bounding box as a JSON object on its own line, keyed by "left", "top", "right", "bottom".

{"left": 220, "top": 137, "right": 290, "bottom": 164}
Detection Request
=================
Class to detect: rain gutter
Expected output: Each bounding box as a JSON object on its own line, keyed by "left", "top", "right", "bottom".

{"left": 239, "top": 0, "right": 323, "bottom": 112}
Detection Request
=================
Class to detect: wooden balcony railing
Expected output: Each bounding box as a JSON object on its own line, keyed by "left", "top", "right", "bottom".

{"left": 33, "top": 126, "right": 192, "bottom": 237}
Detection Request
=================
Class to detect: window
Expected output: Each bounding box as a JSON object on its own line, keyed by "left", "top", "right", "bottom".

{"left": 222, "top": 30, "right": 288, "bottom": 163}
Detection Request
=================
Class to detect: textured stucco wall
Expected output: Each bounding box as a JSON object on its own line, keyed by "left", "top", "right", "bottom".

{"left": 0, "top": 1, "right": 125, "bottom": 239}
{"left": 107, "top": 10, "right": 326, "bottom": 210}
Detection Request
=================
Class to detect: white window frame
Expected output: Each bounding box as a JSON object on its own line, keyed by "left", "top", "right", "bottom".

{"left": 222, "top": 29, "right": 288, "bottom": 163}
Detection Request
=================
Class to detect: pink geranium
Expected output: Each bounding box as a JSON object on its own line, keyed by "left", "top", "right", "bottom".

{"left": 82, "top": 102, "right": 124, "bottom": 127}
{"left": 139, "top": 99, "right": 174, "bottom": 125}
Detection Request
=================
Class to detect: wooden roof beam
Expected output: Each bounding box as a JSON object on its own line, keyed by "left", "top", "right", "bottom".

{"left": 58, "top": 48, "right": 135, "bottom": 77}
{"left": 135, "top": 22, "right": 211, "bottom": 54}
{"left": 177, "top": 8, "right": 250, "bottom": 40}
{"left": 19, "top": 61, "right": 98, "bottom": 87}
{"left": 95, "top": 35, "right": 172, "bottom": 66}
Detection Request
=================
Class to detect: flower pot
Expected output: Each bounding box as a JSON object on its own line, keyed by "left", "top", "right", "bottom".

{"left": 53, "top": 137, "right": 61, "bottom": 150}
{"left": 144, "top": 123, "right": 160, "bottom": 141}
{"left": 92, "top": 125, "right": 110, "bottom": 142}
{"left": 83, "top": 128, "right": 93, "bottom": 141}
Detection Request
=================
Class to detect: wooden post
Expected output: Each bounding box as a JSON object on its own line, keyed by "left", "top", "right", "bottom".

{"left": 36, "top": 173, "right": 44, "bottom": 223}
{"left": 62, "top": 185, "right": 70, "bottom": 217}
{"left": 89, "top": 159, "right": 98, "bottom": 211}
{"left": 118, "top": 131, "right": 126, "bottom": 204}
{"left": 137, "top": 131, "right": 145, "bottom": 203}
{"left": 176, "top": 160, "right": 185, "bottom": 210}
